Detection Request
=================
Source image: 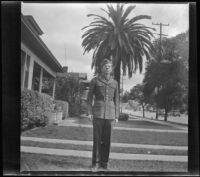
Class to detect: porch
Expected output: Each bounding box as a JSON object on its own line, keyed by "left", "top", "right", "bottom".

{"left": 21, "top": 49, "right": 56, "bottom": 99}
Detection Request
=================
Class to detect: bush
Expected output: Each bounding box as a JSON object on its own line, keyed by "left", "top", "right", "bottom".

{"left": 21, "top": 88, "right": 54, "bottom": 131}
{"left": 54, "top": 100, "right": 69, "bottom": 119}
{"left": 119, "top": 113, "right": 129, "bottom": 121}
{"left": 69, "top": 103, "right": 81, "bottom": 117}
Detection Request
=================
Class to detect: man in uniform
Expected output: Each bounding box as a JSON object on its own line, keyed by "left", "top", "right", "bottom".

{"left": 87, "top": 58, "right": 119, "bottom": 171}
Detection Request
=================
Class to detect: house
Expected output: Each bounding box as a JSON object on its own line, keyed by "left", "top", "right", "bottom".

{"left": 21, "top": 14, "right": 63, "bottom": 98}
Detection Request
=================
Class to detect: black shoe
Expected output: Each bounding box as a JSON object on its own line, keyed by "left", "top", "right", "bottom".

{"left": 101, "top": 162, "right": 108, "bottom": 170}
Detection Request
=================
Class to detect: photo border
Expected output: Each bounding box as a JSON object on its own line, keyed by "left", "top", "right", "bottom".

{"left": 2, "top": 1, "right": 199, "bottom": 175}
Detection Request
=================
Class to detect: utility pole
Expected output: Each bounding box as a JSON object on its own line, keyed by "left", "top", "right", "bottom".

{"left": 152, "top": 22, "right": 169, "bottom": 120}
{"left": 152, "top": 22, "right": 169, "bottom": 61}
{"left": 64, "top": 44, "right": 67, "bottom": 66}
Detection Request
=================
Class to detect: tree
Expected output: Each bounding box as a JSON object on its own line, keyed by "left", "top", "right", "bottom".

{"left": 143, "top": 36, "right": 188, "bottom": 121}
{"left": 121, "top": 90, "right": 130, "bottom": 103}
{"left": 129, "top": 84, "right": 146, "bottom": 118}
{"left": 81, "top": 4, "right": 155, "bottom": 89}
{"left": 55, "top": 76, "right": 84, "bottom": 116}
{"left": 172, "top": 30, "right": 189, "bottom": 70}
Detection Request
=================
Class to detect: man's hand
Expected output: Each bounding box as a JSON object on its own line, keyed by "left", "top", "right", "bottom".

{"left": 87, "top": 114, "right": 93, "bottom": 122}
{"left": 114, "top": 118, "right": 118, "bottom": 125}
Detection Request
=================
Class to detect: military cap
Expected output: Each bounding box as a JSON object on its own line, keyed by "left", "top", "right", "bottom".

{"left": 101, "top": 58, "right": 112, "bottom": 67}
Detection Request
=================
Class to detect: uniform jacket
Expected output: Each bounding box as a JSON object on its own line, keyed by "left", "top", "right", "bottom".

{"left": 87, "top": 75, "right": 119, "bottom": 120}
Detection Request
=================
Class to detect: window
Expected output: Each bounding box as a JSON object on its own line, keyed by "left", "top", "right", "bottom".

{"left": 21, "top": 50, "right": 31, "bottom": 89}
{"left": 24, "top": 55, "right": 30, "bottom": 88}
{"left": 32, "top": 61, "right": 40, "bottom": 91}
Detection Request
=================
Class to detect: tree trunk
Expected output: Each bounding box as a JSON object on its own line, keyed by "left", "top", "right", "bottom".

{"left": 114, "top": 61, "right": 121, "bottom": 92}
{"left": 142, "top": 104, "right": 145, "bottom": 118}
{"left": 164, "top": 108, "right": 168, "bottom": 121}
{"left": 114, "top": 61, "right": 121, "bottom": 113}
{"left": 155, "top": 105, "right": 159, "bottom": 120}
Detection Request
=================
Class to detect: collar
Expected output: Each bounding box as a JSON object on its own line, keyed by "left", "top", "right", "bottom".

{"left": 98, "top": 75, "right": 113, "bottom": 85}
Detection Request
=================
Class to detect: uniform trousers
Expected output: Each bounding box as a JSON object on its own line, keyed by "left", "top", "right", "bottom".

{"left": 92, "top": 118, "right": 114, "bottom": 167}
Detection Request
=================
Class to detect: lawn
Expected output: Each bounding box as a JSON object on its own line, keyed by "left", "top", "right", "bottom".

{"left": 74, "top": 118, "right": 182, "bottom": 130}
{"left": 21, "top": 140, "right": 188, "bottom": 156}
{"left": 123, "top": 109, "right": 188, "bottom": 125}
{"left": 20, "top": 152, "right": 188, "bottom": 172}
{"left": 22, "top": 125, "right": 188, "bottom": 146}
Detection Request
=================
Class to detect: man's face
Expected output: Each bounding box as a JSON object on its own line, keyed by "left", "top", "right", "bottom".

{"left": 101, "top": 63, "right": 112, "bottom": 74}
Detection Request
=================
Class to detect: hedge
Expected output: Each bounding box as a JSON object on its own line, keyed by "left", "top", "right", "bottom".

{"left": 21, "top": 88, "right": 54, "bottom": 131}
{"left": 119, "top": 113, "right": 129, "bottom": 121}
{"left": 69, "top": 102, "right": 81, "bottom": 117}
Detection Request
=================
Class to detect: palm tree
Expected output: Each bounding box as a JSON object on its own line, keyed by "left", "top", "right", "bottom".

{"left": 81, "top": 3, "right": 155, "bottom": 89}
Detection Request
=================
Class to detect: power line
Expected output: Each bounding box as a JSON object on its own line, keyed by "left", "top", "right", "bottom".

{"left": 64, "top": 44, "right": 67, "bottom": 66}
{"left": 152, "top": 22, "right": 169, "bottom": 38}
{"left": 152, "top": 22, "right": 169, "bottom": 59}
{"left": 152, "top": 22, "right": 169, "bottom": 120}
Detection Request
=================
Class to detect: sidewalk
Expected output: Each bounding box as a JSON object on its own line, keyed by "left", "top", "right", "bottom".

{"left": 21, "top": 146, "right": 187, "bottom": 162}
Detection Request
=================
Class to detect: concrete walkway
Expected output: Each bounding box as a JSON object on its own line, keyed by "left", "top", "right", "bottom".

{"left": 58, "top": 121, "right": 187, "bottom": 133}
{"left": 21, "top": 136, "right": 188, "bottom": 150}
{"left": 21, "top": 146, "right": 187, "bottom": 162}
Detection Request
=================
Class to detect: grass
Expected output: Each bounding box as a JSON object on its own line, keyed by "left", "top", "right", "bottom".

{"left": 20, "top": 152, "right": 188, "bottom": 172}
{"left": 123, "top": 110, "right": 188, "bottom": 125}
{"left": 21, "top": 116, "right": 188, "bottom": 173}
{"left": 21, "top": 140, "right": 188, "bottom": 156}
{"left": 73, "top": 117, "right": 183, "bottom": 130}
{"left": 22, "top": 126, "right": 188, "bottom": 146}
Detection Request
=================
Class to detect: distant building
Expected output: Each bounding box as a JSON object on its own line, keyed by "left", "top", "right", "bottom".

{"left": 62, "top": 66, "right": 68, "bottom": 73}
{"left": 57, "top": 66, "right": 87, "bottom": 80}
{"left": 21, "top": 14, "right": 63, "bottom": 98}
{"left": 67, "top": 72, "right": 87, "bottom": 80}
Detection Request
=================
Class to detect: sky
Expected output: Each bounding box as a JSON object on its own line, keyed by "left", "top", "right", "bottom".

{"left": 22, "top": 2, "right": 189, "bottom": 92}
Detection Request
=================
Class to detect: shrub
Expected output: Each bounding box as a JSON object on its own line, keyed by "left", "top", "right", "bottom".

{"left": 54, "top": 100, "right": 69, "bottom": 119}
{"left": 21, "top": 88, "right": 54, "bottom": 131}
{"left": 119, "top": 113, "right": 129, "bottom": 121}
{"left": 69, "top": 103, "right": 81, "bottom": 117}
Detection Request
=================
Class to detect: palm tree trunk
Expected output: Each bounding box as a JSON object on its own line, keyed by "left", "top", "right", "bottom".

{"left": 114, "top": 61, "right": 121, "bottom": 93}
